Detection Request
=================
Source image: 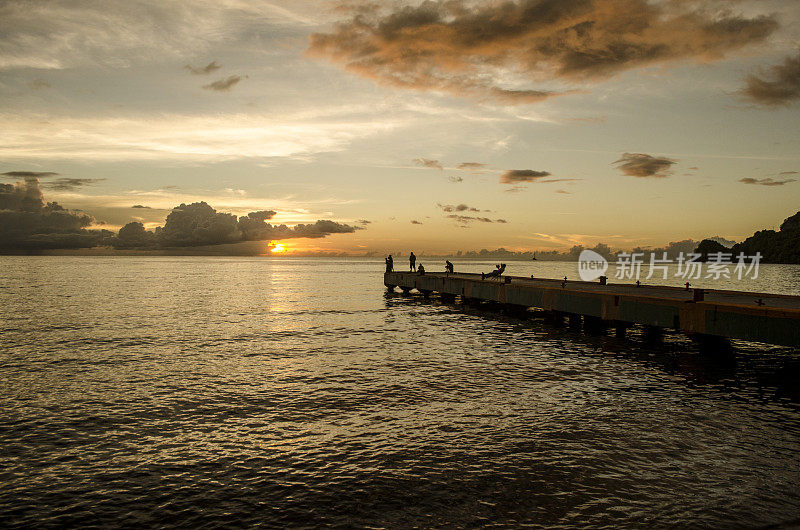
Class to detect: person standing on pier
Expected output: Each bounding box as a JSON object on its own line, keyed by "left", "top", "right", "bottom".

{"left": 409, "top": 252, "right": 416, "bottom": 272}
{"left": 385, "top": 254, "right": 393, "bottom": 273}
{"left": 445, "top": 260, "right": 454, "bottom": 274}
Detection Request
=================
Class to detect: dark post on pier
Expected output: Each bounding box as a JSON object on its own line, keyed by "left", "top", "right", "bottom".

{"left": 384, "top": 271, "right": 800, "bottom": 347}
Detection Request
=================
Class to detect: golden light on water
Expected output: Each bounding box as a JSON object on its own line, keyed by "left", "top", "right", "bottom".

{"left": 270, "top": 243, "right": 286, "bottom": 254}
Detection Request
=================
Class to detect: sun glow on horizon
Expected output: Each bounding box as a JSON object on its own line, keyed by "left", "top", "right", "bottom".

{"left": 270, "top": 243, "right": 286, "bottom": 254}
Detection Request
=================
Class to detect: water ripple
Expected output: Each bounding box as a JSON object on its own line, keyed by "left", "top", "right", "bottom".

{"left": 1, "top": 256, "right": 799, "bottom": 527}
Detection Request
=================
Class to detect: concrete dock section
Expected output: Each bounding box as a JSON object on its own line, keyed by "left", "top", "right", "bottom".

{"left": 384, "top": 271, "right": 800, "bottom": 347}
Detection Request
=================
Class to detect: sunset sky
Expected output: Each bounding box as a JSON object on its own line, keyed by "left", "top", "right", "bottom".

{"left": 1, "top": 0, "right": 799, "bottom": 254}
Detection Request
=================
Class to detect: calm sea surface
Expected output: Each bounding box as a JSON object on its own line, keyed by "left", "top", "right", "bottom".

{"left": 2, "top": 257, "right": 800, "bottom": 528}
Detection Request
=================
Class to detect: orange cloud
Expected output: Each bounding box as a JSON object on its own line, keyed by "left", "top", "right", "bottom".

{"left": 309, "top": 0, "right": 777, "bottom": 103}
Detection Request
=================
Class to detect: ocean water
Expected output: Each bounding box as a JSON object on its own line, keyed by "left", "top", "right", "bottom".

{"left": 2, "top": 256, "right": 800, "bottom": 528}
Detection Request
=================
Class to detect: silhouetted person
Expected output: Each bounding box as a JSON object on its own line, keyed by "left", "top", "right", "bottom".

{"left": 418, "top": 264, "right": 425, "bottom": 275}
{"left": 445, "top": 260, "right": 454, "bottom": 274}
{"left": 385, "top": 254, "right": 393, "bottom": 273}
{"left": 481, "top": 263, "right": 506, "bottom": 280}
{"left": 409, "top": 252, "right": 416, "bottom": 272}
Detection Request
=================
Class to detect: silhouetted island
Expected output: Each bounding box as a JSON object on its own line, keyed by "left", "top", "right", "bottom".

{"left": 693, "top": 239, "right": 731, "bottom": 262}
{"left": 694, "top": 211, "right": 800, "bottom": 264}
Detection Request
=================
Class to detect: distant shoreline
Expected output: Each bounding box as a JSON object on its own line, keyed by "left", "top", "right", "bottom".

{"left": 2, "top": 250, "right": 800, "bottom": 266}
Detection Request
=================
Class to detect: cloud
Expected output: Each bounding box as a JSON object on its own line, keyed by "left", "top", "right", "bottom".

{"left": 613, "top": 153, "right": 676, "bottom": 178}
{"left": 489, "top": 87, "right": 561, "bottom": 104}
{"left": 0, "top": 1, "right": 316, "bottom": 71}
{"left": 448, "top": 176, "right": 463, "bottom": 183}
{"left": 27, "top": 78, "right": 51, "bottom": 90}
{"left": 2, "top": 172, "right": 101, "bottom": 193}
{"left": 308, "top": 0, "right": 777, "bottom": 103}
{"left": 456, "top": 162, "right": 485, "bottom": 171}
{"left": 0, "top": 113, "right": 397, "bottom": 161}
{"left": 439, "top": 203, "right": 508, "bottom": 225}
{"left": 413, "top": 158, "right": 443, "bottom": 170}
{"left": 0, "top": 178, "right": 362, "bottom": 250}
{"left": 445, "top": 214, "right": 499, "bottom": 224}
{"left": 120, "top": 202, "right": 360, "bottom": 248}
{"left": 567, "top": 116, "right": 606, "bottom": 124}
{"left": 0, "top": 177, "right": 103, "bottom": 250}
{"left": 142, "top": 202, "right": 239, "bottom": 247}
{"left": 741, "top": 51, "right": 800, "bottom": 107}
{"left": 556, "top": 189, "right": 571, "bottom": 194}
{"left": 739, "top": 177, "right": 796, "bottom": 186}
{"left": 410, "top": 220, "right": 423, "bottom": 225}
{"left": 500, "top": 170, "right": 551, "bottom": 184}
{"left": 779, "top": 171, "right": 798, "bottom": 176}
{"left": 246, "top": 210, "right": 277, "bottom": 222}
{"left": 358, "top": 219, "right": 371, "bottom": 225}
{"left": 202, "top": 75, "right": 244, "bottom": 91}
{"left": 265, "top": 219, "right": 359, "bottom": 239}
{"left": 437, "top": 203, "right": 483, "bottom": 213}
{"left": 42, "top": 178, "right": 106, "bottom": 191}
{"left": 185, "top": 60, "right": 221, "bottom": 75}
{"left": 2, "top": 171, "right": 59, "bottom": 179}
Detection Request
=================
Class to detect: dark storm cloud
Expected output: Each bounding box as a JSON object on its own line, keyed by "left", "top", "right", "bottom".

{"left": 2, "top": 171, "right": 59, "bottom": 179}
{"left": 739, "top": 177, "right": 796, "bottom": 186}
{"left": 202, "top": 75, "right": 244, "bottom": 91}
{"left": 42, "top": 178, "right": 106, "bottom": 191}
{"left": 500, "top": 170, "right": 551, "bottom": 184}
{"left": 0, "top": 177, "right": 42, "bottom": 210}
{"left": 185, "top": 60, "right": 222, "bottom": 75}
{"left": 0, "top": 177, "right": 361, "bottom": 251}
{"left": 0, "top": 177, "right": 102, "bottom": 250}
{"left": 413, "top": 158, "right": 443, "bottom": 170}
{"left": 613, "top": 153, "right": 676, "bottom": 178}
{"left": 741, "top": 51, "right": 800, "bottom": 107}
{"left": 120, "top": 202, "right": 360, "bottom": 248}
{"left": 309, "top": 0, "right": 777, "bottom": 103}
{"left": 456, "top": 162, "right": 485, "bottom": 171}
{"left": 285, "top": 220, "right": 360, "bottom": 239}
{"left": 246, "top": 210, "right": 278, "bottom": 222}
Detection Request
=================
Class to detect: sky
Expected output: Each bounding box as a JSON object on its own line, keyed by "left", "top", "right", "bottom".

{"left": 1, "top": 0, "right": 799, "bottom": 255}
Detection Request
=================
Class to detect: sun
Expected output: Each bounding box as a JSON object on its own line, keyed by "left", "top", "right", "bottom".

{"left": 270, "top": 243, "right": 286, "bottom": 254}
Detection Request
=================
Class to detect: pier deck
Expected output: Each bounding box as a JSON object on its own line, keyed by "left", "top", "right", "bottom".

{"left": 384, "top": 271, "right": 800, "bottom": 347}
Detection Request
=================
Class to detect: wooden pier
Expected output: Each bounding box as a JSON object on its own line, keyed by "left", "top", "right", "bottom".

{"left": 384, "top": 271, "right": 800, "bottom": 347}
